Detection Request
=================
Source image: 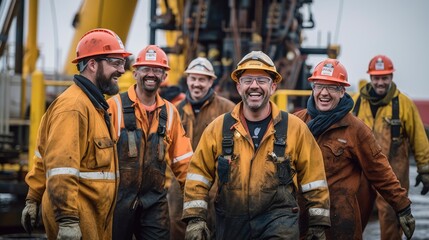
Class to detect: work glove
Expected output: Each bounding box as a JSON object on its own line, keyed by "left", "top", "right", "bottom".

{"left": 397, "top": 205, "right": 415, "bottom": 240}
{"left": 306, "top": 225, "right": 326, "bottom": 240}
{"left": 21, "top": 199, "right": 39, "bottom": 234}
{"left": 57, "top": 217, "right": 82, "bottom": 240}
{"left": 415, "top": 173, "right": 429, "bottom": 195}
{"left": 184, "top": 218, "right": 210, "bottom": 240}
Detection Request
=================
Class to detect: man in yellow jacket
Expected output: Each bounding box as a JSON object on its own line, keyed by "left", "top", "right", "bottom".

{"left": 22, "top": 28, "right": 131, "bottom": 239}
{"left": 107, "top": 45, "right": 193, "bottom": 240}
{"left": 169, "top": 57, "right": 235, "bottom": 239}
{"left": 182, "top": 51, "right": 330, "bottom": 239}
{"left": 354, "top": 55, "right": 429, "bottom": 240}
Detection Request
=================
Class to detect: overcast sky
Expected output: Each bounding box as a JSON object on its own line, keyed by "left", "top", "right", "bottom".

{"left": 22, "top": 0, "right": 429, "bottom": 100}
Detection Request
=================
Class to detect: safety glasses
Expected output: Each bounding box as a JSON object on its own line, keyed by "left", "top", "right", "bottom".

{"left": 96, "top": 57, "right": 126, "bottom": 69}
{"left": 312, "top": 83, "right": 343, "bottom": 93}
{"left": 137, "top": 66, "right": 165, "bottom": 76}
{"left": 239, "top": 76, "right": 272, "bottom": 86}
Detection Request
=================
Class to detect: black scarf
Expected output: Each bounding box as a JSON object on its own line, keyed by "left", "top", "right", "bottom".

{"left": 307, "top": 92, "right": 354, "bottom": 137}
{"left": 360, "top": 82, "right": 397, "bottom": 106}
{"left": 73, "top": 74, "right": 111, "bottom": 128}
{"left": 185, "top": 88, "right": 214, "bottom": 115}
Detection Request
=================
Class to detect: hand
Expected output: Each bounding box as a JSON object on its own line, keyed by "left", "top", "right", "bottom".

{"left": 57, "top": 218, "right": 82, "bottom": 240}
{"left": 21, "top": 199, "right": 39, "bottom": 234}
{"left": 306, "top": 225, "right": 326, "bottom": 240}
{"left": 184, "top": 218, "right": 210, "bottom": 240}
{"left": 415, "top": 173, "right": 429, "bottom": 195}
{"left": 397, "top": 205, "right": 415, "bottom": 240}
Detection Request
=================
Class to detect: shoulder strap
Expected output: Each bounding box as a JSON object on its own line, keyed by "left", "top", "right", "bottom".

{"left": 273, "top": 111, "right": 288, "bottom": 161}
{"left": 222, "top": 112, "right": 235, "bottom": 158}
{"left": 120, "top": 92, "right": 137, "bottom": 131}
{"left": 158, "top": 104, "right": 167, "bottom": 137}
{"left": 391, "top": 96, "right": 400, "bottom": 141}
{"left": 353, "top": 96, "right": 361, "bottom": 116}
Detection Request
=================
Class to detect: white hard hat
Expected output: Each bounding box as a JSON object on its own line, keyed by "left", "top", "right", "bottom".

{"left": 184, "top": 57, "right": 217, "bottom": 79}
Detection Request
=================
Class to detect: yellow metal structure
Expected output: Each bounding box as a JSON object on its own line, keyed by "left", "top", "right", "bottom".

{"left": 272, "top": 89, "right": 313, "bottom": 112}
{"left": 28, "top": 71, "right": 45, "bottom": 170}
{"left": 63, "top": 0, "right": 138, "bottom": 75}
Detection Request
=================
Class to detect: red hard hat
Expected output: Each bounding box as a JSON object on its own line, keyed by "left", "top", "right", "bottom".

{"left": 308, "top": 58, "right": 350, "bottom": 86}
{"left": 72, "top": 28, "right": 131, "bottom": 63}
{"left": 133, "top": 45, "right": 170, "bottom": 70}
{"left": 367, "top": 55, "right": 395, "bottom": 75}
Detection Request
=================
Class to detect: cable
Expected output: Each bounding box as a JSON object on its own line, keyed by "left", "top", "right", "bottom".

{"left": 333, "top": 0, "right": 344, "bottom": 44}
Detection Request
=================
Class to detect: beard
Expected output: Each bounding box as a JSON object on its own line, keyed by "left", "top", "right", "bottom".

{"left": 241, "top": 90, "right": 270, "bottom": 112}
{"left": 138, "top": 75, "right": 162, "bottom": 93}
{"left": 95, "top": 65, "right": 120, "bottom": 95}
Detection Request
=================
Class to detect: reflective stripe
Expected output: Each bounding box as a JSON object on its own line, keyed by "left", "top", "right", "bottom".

{"left": 309, "top": 207, "right": 330, "bottom": 217}
{"left": 174, "top": 151, "right": 193, "bottom": 163}
{"left": 47, "top": 167, "right": 79, "bottom": 178}
{"left": 47, "top": 167, "right": 116, "bottom": 180}
{"left": 166, "top": 101, "right": 173, "bottom": 131}
{"left": 113, "top": 95, "right": 122, "bottom": 138}
{"left": 187, "top": 173, "right": 212, "bottom": 187}
{"left": 80, "top": 171, "right": 116, "bottom": 180}
{"left": 35, "top": 149, "right": 42, "bottom": 159}
{"left": 183, "top": 200, "right": 208, "bottom": 210}
{"left": 301, "top": 180, "right": 328, "bottom": 193}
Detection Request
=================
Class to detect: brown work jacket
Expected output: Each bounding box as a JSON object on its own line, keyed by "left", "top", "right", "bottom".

{"left": 294, "top": 110, "right": 410, "bottom": 240}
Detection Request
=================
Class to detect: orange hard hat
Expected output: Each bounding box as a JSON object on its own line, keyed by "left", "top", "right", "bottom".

{"left": 231, "top": 51, "right": 282, "bottom": 83}
{"left": 72, "top": 28, "right": 131, "bottom": 63}
{"left": 308, "top": 58, "right": 350, "bottom": 86}
{"left": 367, "top": 55, "right": 395, "bottom": 75}
{"left": 133, "top": 45, "right": 170, "bottom": 70}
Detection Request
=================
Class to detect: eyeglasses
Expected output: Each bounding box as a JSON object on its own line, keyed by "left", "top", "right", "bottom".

{"left": 239, "top": 76, "right": 272, "bottom": 86}
{"left": 312, "top": 83, "right": 343, "bottom": 93}
{"left": 96, "top": 57, "right": 126, "bottom": 69}
{"left": 137, "top": 66, "right": 165, "bottom": 76}
{"left": 188, "top": 62, "right": 212, "bottom": 72}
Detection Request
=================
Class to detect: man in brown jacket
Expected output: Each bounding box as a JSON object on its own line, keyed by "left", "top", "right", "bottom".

{"left": 168, "top": 57, "right": 235, "bottom": 239}
{"left": 294, "top": 58, "right": 415, "bottom": 240}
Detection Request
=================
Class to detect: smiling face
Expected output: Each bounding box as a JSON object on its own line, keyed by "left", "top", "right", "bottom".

{"left": 134, "top": 66, "right": 167, "bottom": 94}
{"left": 95, "top": 54, "right": 126, "bottom": 95}
{"left": 186, "top": 73, "right": 214, "bottom": 101}
{"left": 236, "top": 69, "right": 276, "bottom": 113}
{"left": 370, "top": 74, "right": 393, "bottom": 96}
{"left": 311, "top": 81, "right": 345, "bottom": 112}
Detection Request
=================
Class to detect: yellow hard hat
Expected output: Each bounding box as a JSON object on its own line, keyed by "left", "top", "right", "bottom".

{"left": 231, "top": 51, "right": 282, "bottom": 83}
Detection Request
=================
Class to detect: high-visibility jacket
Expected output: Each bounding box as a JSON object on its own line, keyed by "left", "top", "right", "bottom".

{"left": 183, "top": 102, "right": 330, "bottom": 237}
{"left": 107, "top": 84, "right": 192, "bottom": 190}
{"left": 294, "top": 110, "right": 411, "bottom": 240}
{"left": 25, "top": 83, "right": 119, "bottom": 240}
{"left": 353, "top": 88, "right": 429, "bottom": 182}
{"left": 353, "top": 87, "right": 429, "bottom": 239}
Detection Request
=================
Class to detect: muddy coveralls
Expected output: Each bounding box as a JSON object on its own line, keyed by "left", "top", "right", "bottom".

{"left": 182, "top": 102, "right": 330, "bottom": 239}
{"left": 25, "top": 77, "right": 119, "bottom": 239}
{"left": 353, "top": 87, "right": 429, "bottom": 240}
{"left": 294, "top": 110, "right": 411, "bottom": 240}
{"left": 107, "top": 84, "right": 192, "bottom": 240}
{"left": 168, "top": 92, "right": 234, "bottom": 239}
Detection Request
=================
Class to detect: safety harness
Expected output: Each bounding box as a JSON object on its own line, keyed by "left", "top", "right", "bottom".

{"left": 353, "top": 96, "right": 401, "bottom": 158}
{"left": 120, "top": 92, "right": 167, "bottom": 157}
{"left": 218, "top": 111, "right": 293, "bottom": 192}
{"left": 353, "top": 96, "right": 400, "bottom": 141}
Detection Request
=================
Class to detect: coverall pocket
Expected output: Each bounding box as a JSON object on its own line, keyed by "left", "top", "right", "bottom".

{"left": 323, "top": 140, "right": 346, "bottom": 174}
{"left": 93, "top": 137, "right": 114, "bottom": 168}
